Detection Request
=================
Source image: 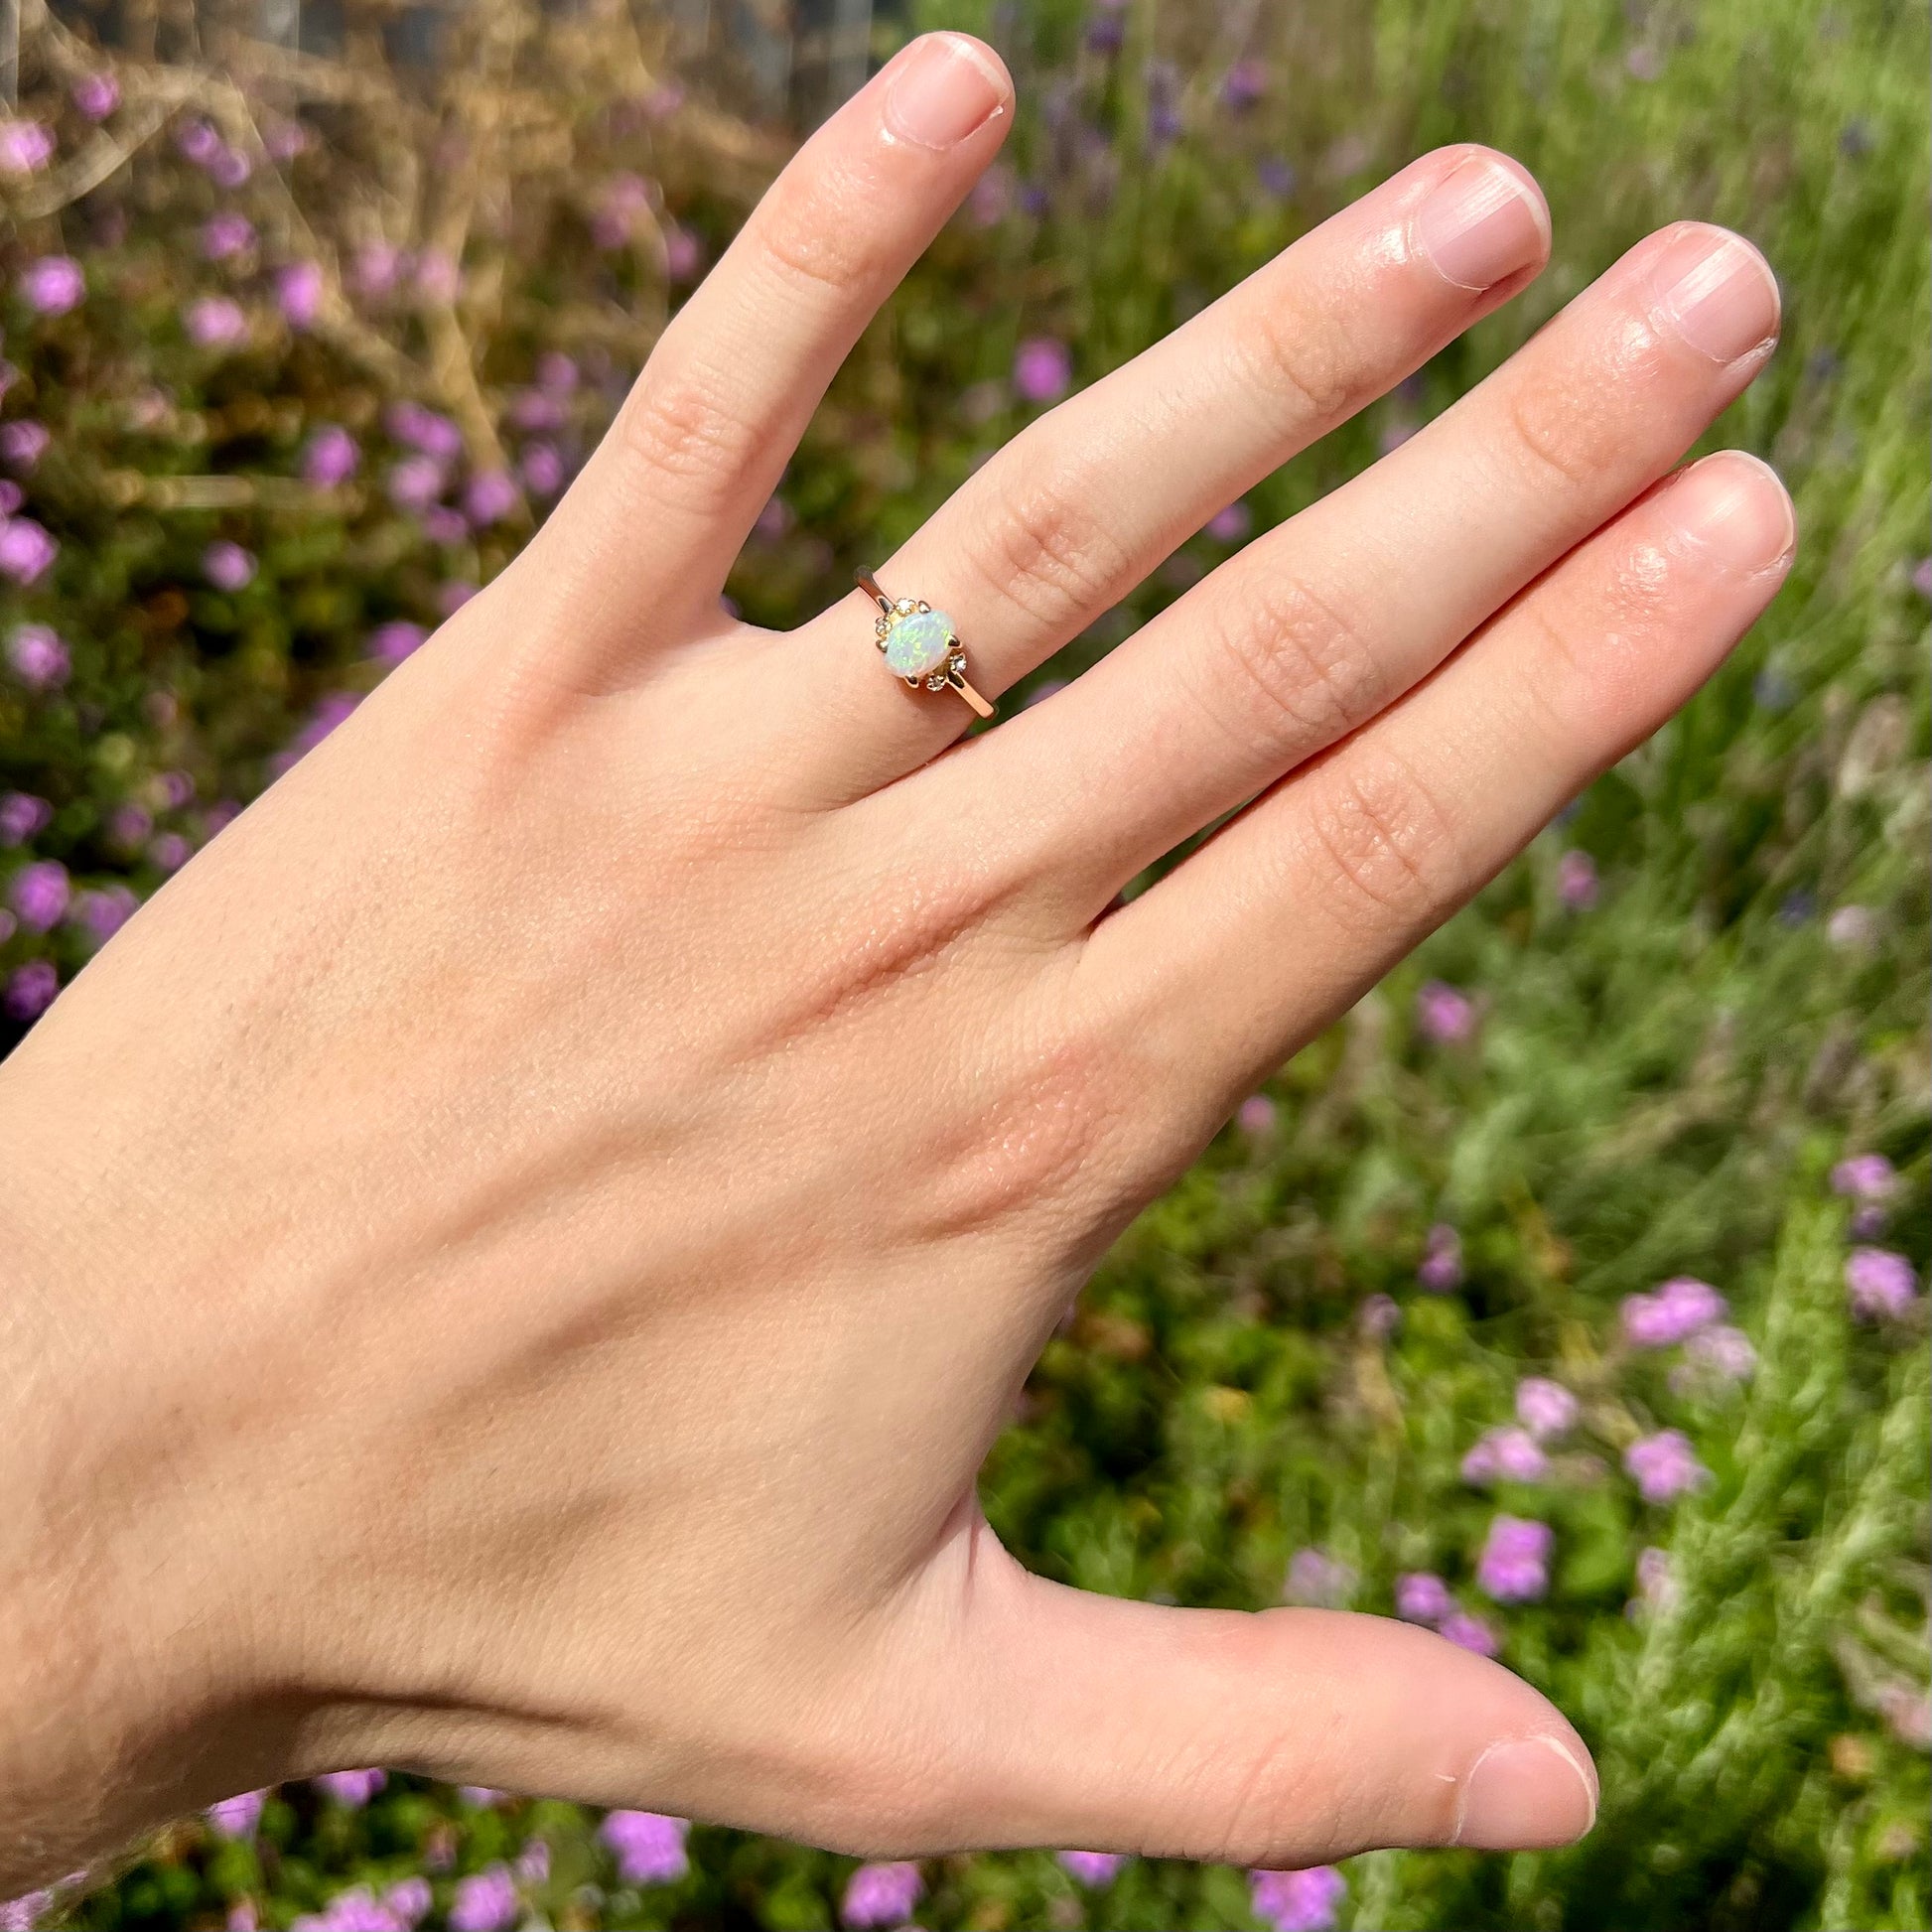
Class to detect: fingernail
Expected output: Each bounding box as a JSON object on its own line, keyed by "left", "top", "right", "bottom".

{"left": 1666, "top": 452, "right": 1796, "bottom": 570}
{"left": 1454, "top": 1734, "right": 1598, "bottom": 1851}
{"left": 1650, "top": 225, "right": 1780, "bottom": 363}
{"left": 1413, "top": 155, "right": 1549, "bottom": 291}
{"left": 884, "top": 33, "right": 1010, "bottom": 152}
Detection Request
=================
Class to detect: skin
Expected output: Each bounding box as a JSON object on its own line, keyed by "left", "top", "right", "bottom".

{"left": 0, "top": 32, "right": 1794, "bottom": 1894}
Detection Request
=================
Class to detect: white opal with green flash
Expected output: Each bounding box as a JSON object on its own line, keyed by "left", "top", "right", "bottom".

{"left": 883, "top": 610, "right": 955, "bottom": 678}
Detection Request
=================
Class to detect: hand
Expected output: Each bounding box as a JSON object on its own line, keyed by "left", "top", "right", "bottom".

{"left": 0, "top": 29, "right": 1790, "bottom": 1892}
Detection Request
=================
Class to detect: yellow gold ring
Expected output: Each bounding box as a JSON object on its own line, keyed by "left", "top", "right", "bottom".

{"left": 856, "top": 570, "right": 994, "bottom": 720}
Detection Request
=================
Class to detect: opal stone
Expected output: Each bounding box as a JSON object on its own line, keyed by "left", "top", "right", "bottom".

{"left": 883, "top": 609, "right": 954, "bottom": 678}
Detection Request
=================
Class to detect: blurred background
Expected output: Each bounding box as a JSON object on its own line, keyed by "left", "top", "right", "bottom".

{"left": 0, "top": 0, "right": 1926, "bottom": 1926}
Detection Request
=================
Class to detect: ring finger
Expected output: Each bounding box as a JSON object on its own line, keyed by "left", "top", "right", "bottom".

{"left": 790, "top": 144, "right": 1552, "bottom": 796}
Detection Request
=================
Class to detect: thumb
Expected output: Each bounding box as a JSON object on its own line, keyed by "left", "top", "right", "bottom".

{"left": 906, "top": 1541, "right": 1597, "bottom": 1866}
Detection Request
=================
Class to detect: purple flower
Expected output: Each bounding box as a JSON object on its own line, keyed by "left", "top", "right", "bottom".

{"left": 1237, "top": 1092, "right": 1277, "bottom": 1136}
{"left": 276, "top": 261, "right": 325, "bottom": 329}
{"left": 1516, "top": 1377, "right": 1579, "bottom": 1442}
{"left": 0, "top": 518, "right": 58, "bottom": 585}
{"left": 1083, "top": 10, "right": 1125, "bottom": 56}
{"left": 176, "top": 118, "right": 220, "bottom": 165}
{"left": 514, "top": 1839, "right": 549, "bottom": 1885}
{"left": 21, "top": 256, "right": 84, "bottom": 316}
{"left": 351, "top": 243, "right": 403, "bottom": 298}
{"left": 1395, "top": 1571, "right": 1452, "bottom": 1624}
{"left": 1205, "top": 501, "right": 1253, "bottom": 543}
{"left": 0, "top": 792, "right": 53, "bottom": 844}
{"left": 1055, "top": 1852, "right": 1124, "bottom": 1887}
{"left": 1620, "top": 1277, "right": 1726, "bottom": 1348}
{"left": 9, "top": 860, "right": 69, "bottom": 931}
{"left": 73, "top": 73, "right": 121, "bottom": 120}
{"left": 367, "top": 620, "right": 427, "bottom": 664}
{"left": 1439, "top": 1609, "right": 1500, "bottom": 1656}
{"left": 0, "top": 122, "right": 55, "bottom": 175}
{"left": 316, "top": 1890, "right": 400, "bottom": 1932}
{"left": 186, "top": 296, "right": 248, "bottom": 348}
{"left": 1832, "top": 1154, "right": 1897, "bottom": 1202}
{"left": 1418, "top": 1222, "right": 1462, "bottom": 1292}
{"left": 840, "top": 1863, "right": 922, "bottom": 1928}
{"left": 74, "top": 885, "right": 139, "bottom": 942}
{"left": 457, "top": 1787, "right": 506, "bottom": 1807}
{"left": 1624, "top": 1430, "right": 1710, "bottom": 1504}
{"left": 1358, "top": 1292, "right": 1400, "bottom": 1338}
{"left": 204, "top": 540, "right": 256, "bottom": 592}
{"left": 464, "top": 470, "right": 518, "bottom": 526}
{"left": 1846, "top": 1247, "right": 1917, "bottom": 1320}
{"left": 265, "top": 118, "right": 311, "bottom": 160}
{"left": 1462, "top": 1426, "right": 1548, "bottom": 1485}
{"left": 1880, "top": 1687, "right": 1931, "bottom": 1749}
{"left": 1256, "top": 157, "right": 1297, "bottom": 199}
{"left": 0, "top": 481, "right": 19, "bottom": 514}
{"left": 228, "top": 1902, "right": 259, "bottom": 1932}
{"left": 508, "top": 389, "right": 563, "bottom": 433}
{"left": 1284, "top": 1548, "right": 1355, "bottom": 1608}
{"left": 423, "top": 505, "right": 469, "bottom": 546}
{"left": 448, "top": 1867, "right": 516, "bottom": 1932}
{"left": 1913, "top": 555, "right": 1932, "bottom": 600}
{"left": 382, "top": 1879, "right": 431, "bottom": 1927}
{"left": 1416, "top": 979, "right": 1475, "bottom": 1042}
{"left": 438, "top": 579, "right": 478, "bottom": 617}
{"left": 1557, "top": 849, "right": 1598, "bottom": 908}
{"left": 415, "top": 249, "right": 461, "bottom": 302}
{"left": 149, "top": 832, "right": 192, "bottom": 873}
{"left": 1476, "top": 1514, "right": 1553, "bottom": 1602}
{"left": 107, "top": 803, "right": 152, "bottom": 849}
{"left": 206, "top": 1789, "right": 267, "bottom": 1838}
{"left": 518, "top": 442, "right": 564, "bottom": 497}
{"left": 536, "top": 351, "right": 579, "bottom": 394}
{"left": 314, "top": 1767, "right": 385, "bottom": 1807}
{"left": 210, "top": 145, "right": 251, "bottom": 189}
{"left": 1248, "top": 1865, "right": 1345, "bottom": 1932}
{"left": 0, "top": 1890, "right": 52, "bottom": 1932}
{"left": 7, "top": 623, "right": 68, "bottom": 687}
{"left": 664, "top": 228, "right": 703, "bottom": 280}
{"left": 1219, "top": 59, "right": 1269, "bottom": 110}
{"left": 599, "top": 1810, "right": 689, "bottom": 1884}
{"left": 3, "top": 960, "right": 58, "bottom": 1021}
{"left": 304, "top": 426, "right": 360, "bottom": 486}
{"left": 202, "top": 211, "right": 256, "bottom": 261}
{"left": 1681, "top": 1324, "right": 1756, "bottom": 1384}
{"left": 387, "top": 455, "right": 446, "bottom": 512}
{"left": 1013, "top": 337, "right": 1072, "bottom": 405}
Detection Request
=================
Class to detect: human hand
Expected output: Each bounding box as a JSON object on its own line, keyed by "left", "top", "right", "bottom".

{"left": 0, "top": 29, "right": 1791, "bottom": 1892}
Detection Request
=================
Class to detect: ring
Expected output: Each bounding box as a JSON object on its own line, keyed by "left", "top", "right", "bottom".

{"left": 856, "top": 570, "right": 995, "bottom": 719}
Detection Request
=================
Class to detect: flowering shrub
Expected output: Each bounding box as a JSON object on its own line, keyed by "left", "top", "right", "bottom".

{"left": 3, "top": 0, "right": 1929, "bottom": 1926}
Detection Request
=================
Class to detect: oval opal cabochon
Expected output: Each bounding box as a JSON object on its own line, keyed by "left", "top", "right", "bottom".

{"left": 884, "top": 610, "right": 955, "bottom": 678}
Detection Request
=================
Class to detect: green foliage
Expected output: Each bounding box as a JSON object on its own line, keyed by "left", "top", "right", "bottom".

{"left": 4, "top": 0, "right": 1928, "bottom": 1926}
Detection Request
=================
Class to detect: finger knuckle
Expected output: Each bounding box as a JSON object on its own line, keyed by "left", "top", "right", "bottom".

{"left": 966, "top": 476, "right": 1136, "bottom": 637}
{"left": 616, "top": 361, "right": 761, "bottom": 514}
{"left": 1500, "top": 365, "right": 1618, "bottom": 493}
{"left": 1201, "top": 568, "right": 1381, "bottom": 758}
{"left": 753, "top": 156, "right": 887, "bottom": 301}
{"left": 1225, "top": 292, "right": 1359, "bottom": 426}
{"left": 1301, "top": 747, "right": 1462, "bottom": 934}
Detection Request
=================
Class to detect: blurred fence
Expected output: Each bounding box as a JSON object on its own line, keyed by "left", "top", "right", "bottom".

{"left": 7, "top": 0, "right": 896, "bottom": 123}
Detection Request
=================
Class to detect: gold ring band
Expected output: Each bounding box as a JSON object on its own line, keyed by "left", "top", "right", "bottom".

{"left": 856, "top": 569, "right": 994, "bottom": 719}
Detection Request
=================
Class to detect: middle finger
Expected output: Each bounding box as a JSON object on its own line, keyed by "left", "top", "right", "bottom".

{"left": 963, "top": 217, "right": 1779, "bottom": 923}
